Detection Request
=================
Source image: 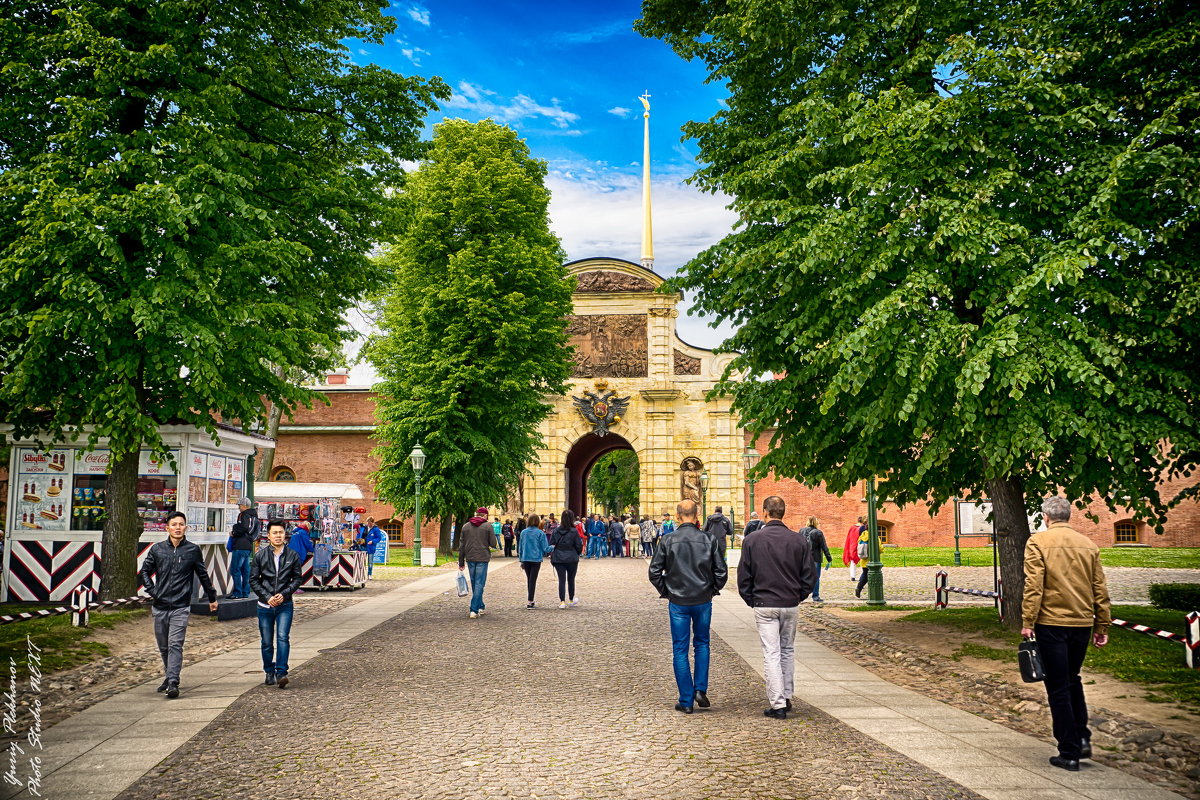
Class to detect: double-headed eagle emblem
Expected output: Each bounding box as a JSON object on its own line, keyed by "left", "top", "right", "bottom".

{"left": 572, "top": 379, "right": 630, "bottom": 437}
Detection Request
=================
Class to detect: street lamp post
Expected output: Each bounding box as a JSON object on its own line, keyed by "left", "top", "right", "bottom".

{"left": 743, "top": 446, "right": 761, "bottom": 519}
{"left": 865, "top": 476, "right": 886, "bottom": 605}
{"left": 410, "top": 443, "right": 426, "bottom": 566}
{"left": 700, "top": 469, "right": 709, "bottom": 521}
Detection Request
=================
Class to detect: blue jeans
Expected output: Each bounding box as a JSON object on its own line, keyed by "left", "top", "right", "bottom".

{"left": 366, "top": 551, "right": 375, "bottom": 577}
{"left": 466, "top": 561, "right": 488, "bottom": 614}
{"left": 230, "top": 549, "right": 251, "bottom": 597}
{"left": 599, "top": 538, "right": 609, "bottom": 557}
{"left": 257, "top": 601, "right": 294, "bottom": 676}
{"left": 586, "top": 537, "right": 599, "bottom": 558}
{"left": 811, "top": 561, "right": 823, "bottom": 600}
{"left": 668, "top": 602, "right": 712, "bottom": 706}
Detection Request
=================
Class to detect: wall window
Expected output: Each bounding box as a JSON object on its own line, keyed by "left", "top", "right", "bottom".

{"left": 877, "top": 522, "right": 892, "bottom": 544}
{"left": 271, "top": 467, "right": 296, "bottom": 482}
{"left": 1114, "top": 520, "right": 1139, "bottom": 544}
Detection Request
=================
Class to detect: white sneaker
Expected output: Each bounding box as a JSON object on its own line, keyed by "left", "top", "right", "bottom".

{"left": 558, "top": 601, "right": 567, "bottom": 609}
{"left": 570, "top": 597, "right": 579, "bottom": 606}
{"left": 477, "top": 609, "right": 485, "bottom": 616}
{"left": 469, "top": 611, "right": 478, "bottom": 619}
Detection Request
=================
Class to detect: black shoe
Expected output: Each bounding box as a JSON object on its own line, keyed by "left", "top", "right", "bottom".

{"left": 277, "top": 675, "right": 289, "bottom": 689}
{"left": 694, "top": 691, "right": 710, "bottom": 708}
{"left": 674, "top": 703, "right": 693, "bottom": 714}
{"left": 1049, "top": 756, "right": 1080, "bottom": 772}
{"left": 763, "top": 707, "right": 788, "bottom": 719}
{"left": 855, "top": 588, "right": 862, "bottom": 598}
{"left": 1079, "top": 741, "right": 1092, "bottom": 760}
{"left": 156, "top": 679, "right": 170, "bottom": 693}
{"left": 165, "top": 681, "right": 179, "bottom": 699}
{"left": 264, "top": 673, "right": 276, "bottom": 686}
{"left": 785, "top": 699, "right": 793, "bottom": 711}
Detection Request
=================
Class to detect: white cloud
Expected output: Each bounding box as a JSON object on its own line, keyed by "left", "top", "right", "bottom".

{"left": 358, "top": 48, "right": 369, "bottom": 56}
{"left": 444, "top": 81, "right": 580, "bottom": 130}
{"left": 607, "top": 106, "right": 632, "bottom": 118}
{"left": 400, "top": 46, "right": 429, "bottom": 65}
{"left": 406, "top": 5, "right": 430, "bottom": 26}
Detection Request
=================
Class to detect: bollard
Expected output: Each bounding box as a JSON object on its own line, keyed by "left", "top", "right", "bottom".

{"left": 71, "top": 586, "right": 91, "bottom": 628}
{"left": 935, "top": 571, "right": 948, "bottom": 609}
{"left": 1186, "top": 612, "right": 1199, "bottom": 671}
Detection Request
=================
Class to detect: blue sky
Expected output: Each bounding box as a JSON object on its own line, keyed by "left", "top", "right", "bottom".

{"left": 343, "top": 1, "right": 740, "bottom": 380}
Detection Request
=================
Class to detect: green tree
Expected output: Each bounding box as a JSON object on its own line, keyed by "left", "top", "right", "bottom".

{"left": 638, "top": 0, "right": 1200, "bottom": 623}
{"left": 588, "top": 450, "right": 640, "bottom": 517}
{"left": 0, "top": 0, "right": 446, "bottom": 598}
{"left": 367, "top": 119, "right": 574, "bottom": 553}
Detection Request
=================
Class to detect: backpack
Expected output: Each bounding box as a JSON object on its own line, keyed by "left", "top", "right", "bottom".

{"left": 857, "top": 539, "right": 869, "bottom": 560}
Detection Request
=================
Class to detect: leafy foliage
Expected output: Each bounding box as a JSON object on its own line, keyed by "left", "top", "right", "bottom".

{"left": 1148, "top": 583, "right": 1200, "bottom": 611}
{"left": 588, "top": 450, "right": 640, "bottom": 516}
{"left": 367, "top": 120, "right": 574, "bottom": 542}
{"left": 0, "top": 0, "right": 445, "bottom": 595}
{"left": 637, "top": 1, "right": 1200, "bottom": 622}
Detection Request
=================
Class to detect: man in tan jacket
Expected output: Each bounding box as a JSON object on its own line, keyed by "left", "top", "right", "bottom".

{"left": 1021, "top": 495, "right": 1112, "bottom": 772}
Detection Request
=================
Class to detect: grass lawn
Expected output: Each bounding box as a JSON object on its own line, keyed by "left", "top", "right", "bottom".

{"left": 897, "top": 605, "right": 1200, "bottom": 710}
{"left": 824, "top": 546, "right": 1200, "bottom": 569}
{"left": 0, "top": 604, "right": 146, "bottom": 678}
{"left": 382, "top": 547, "right": 458, "bottom": 567}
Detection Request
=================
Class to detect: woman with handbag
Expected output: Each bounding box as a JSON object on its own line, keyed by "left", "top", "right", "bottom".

{"left": 549, "top": 510, "right": 584, "bottom": 609}
{"left": 518, "top": 514, "right": 553, "bottom": 609}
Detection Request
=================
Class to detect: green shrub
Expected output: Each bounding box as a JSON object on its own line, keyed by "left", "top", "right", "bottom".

{"left": 1148, "top": 583, "right": 1200, "bottom": 611}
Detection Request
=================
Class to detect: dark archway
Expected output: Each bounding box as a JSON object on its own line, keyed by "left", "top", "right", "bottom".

{"left": 564, "top": 433, "right": 635, "bottom": 518}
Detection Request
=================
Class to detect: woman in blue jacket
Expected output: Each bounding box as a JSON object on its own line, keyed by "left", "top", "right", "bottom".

{"left": 518, "top": 514, "right": 553, "bottom": 609}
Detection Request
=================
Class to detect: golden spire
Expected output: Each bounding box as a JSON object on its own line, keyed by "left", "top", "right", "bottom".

{"left": 639, "top": 91, "right": 654, "bottom": 270}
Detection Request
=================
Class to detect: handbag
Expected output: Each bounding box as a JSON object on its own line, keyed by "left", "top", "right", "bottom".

{"left": 1018, "top": 636, "right": 1046, "bottom": 683}
{"left": 455, "top": 572, "right": 469, "bottom": 598}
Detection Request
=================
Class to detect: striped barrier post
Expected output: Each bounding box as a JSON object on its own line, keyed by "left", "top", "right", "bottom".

{"left": 1187, "top": 613, "right": 1199, "bottom": 670}
{"left": 71, "top": 586, "right": 92, "bottom": 628}
{"left": 1111, "top": 613, "right": 1200, "bottom": 670}
{"left": 0, "top": 593, "right": 149, "bottom": 627}
{"left": 933, "top": 571, "right": 1002, "bottom": 620}
{"left": 935, "top": 571, "right": 949, "bottom": 609}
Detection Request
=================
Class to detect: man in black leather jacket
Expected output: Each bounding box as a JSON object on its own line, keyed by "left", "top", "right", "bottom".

{"left": 138, "top": 511, "right": 218, "bottom": 698}
{"left": 648, "top": 499, "right": 728, "bottom": 715}
{"left": 250, "top": 519, "right": 304, "bottom": 688}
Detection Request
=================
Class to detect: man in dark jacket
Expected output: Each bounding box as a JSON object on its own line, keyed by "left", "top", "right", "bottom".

{"left": 798, "top": 516, "right": 833, "bottom": 603}
{"left": 458, "top": 507, "right": 498, "bottom": 618}
{"left": 228, "top": 496, "right": 260, "bottom": 598}
{"left": 738, "top": 496, "right": 815, "bottom": 719}
{"left": 703, "top": 506, "right": 733, "bottom": 559}
{"left": 138, "top": 511, "right": 218, "bottom": 698}
{"left": 649, "top": 499, "right": 728, "bottom": 715}
{"left": 251, "top": 519, "right": 304, "bottom": 688}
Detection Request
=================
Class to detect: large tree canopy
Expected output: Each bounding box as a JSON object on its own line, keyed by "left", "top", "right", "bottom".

{"left": 368, "top": 119, "right": 574, "bottom": 551}
{"left": 0, "top": 0, "right": 446, "bottom": 596}
{"left": 638, "top": 0, "right": 1199, "bottom": 621}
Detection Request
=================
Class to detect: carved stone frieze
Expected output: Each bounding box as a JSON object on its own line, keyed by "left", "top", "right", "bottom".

{"left": 574, "top": 271, "right": 656, "bottom": 294}
{"left": 566, "top": 314, "right": 648, "bottom": 378}
{"left": 673, "top": 349, "right": 701, "bottom": 375}
{"left": 647, "top": 307, "right": 678, "bottom": 318}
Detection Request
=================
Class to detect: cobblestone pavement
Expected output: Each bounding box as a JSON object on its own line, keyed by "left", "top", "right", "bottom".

{"left": 116, "top": 559, "right": 983, "bottom": 800}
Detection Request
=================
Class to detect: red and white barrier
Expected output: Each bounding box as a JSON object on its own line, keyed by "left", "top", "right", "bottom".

{"left": 1112, "top": 612, "right": 1200, "bottom": 671}
{"left": 935, "top": 570, "right": 1004, "bottom": 620}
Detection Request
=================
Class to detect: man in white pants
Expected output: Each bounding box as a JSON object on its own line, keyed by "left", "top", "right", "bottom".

{"left": 737, "top": 496, "right": 815, "bottom": 719}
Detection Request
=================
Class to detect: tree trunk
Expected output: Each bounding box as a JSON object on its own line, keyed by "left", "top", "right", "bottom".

{"left": 255, "top": 399, "right": 284, "bottom": 481}
{"left": 988, "top": 474, "right": 1032, "bottom": 629}
{"left": 437, "top": 516, "right": 451, "bottom": 555}
{"left": 100, "top": 447, "right": 143, "bottom": 601}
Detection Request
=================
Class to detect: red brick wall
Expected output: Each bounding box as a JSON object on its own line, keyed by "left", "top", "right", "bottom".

{"left": 744, "top": 431, "right": 1200, "bottom": 549}
{"left": 288, "top": 390, "right": 378, "bottom": 426}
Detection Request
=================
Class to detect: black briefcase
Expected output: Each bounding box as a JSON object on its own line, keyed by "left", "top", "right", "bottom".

{"left": 1018, "top": 637, "right": 1046, "bottom": 683}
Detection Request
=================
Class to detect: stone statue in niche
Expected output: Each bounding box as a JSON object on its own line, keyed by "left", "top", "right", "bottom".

{"left": 574, "top": 271, "right": 656, "bottom": 293}
{"left": 680, "top": 457, "right": 704, "bottom": 503}
{"left": 566, "top": 314, "right": 648, "bottom": 378}
{"left": 673, "top": 349, "right": 701, "bottom": 375}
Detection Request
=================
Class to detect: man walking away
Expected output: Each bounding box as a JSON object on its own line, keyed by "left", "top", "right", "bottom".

{"left": 703, "top": 506, "right": 733, "bottom": 559}
{"left": 740, "top": 511, "right": 763, "bottom": 548}
{"left": 458, "top": 508, "right": 498, "bottom": 618}
{"left": 228, "top": 497, "right": 260, "bottom": 598}
{"left": 798, "top": 517, "right": 833, "bottom": 603}
{"left": 649, "top": 499, "right": 728, "bottom": 715}
{"left": 251, "top": 519, "right": 303, "bottom": 688}
{"left": 1022, "top": 496, "right": 1111, "bottom": 772}
{"left": 737, "top": 497, "right": 815, "bottom": 719}
{"left": 139, "top": 511, "right": 218, "bottom": 698}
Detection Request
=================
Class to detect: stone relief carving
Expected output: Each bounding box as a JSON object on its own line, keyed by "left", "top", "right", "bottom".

{"left": 567, "top": 314, "right": 648, "bottom": 378}
{"left": 673, "top": 349, "right": 701, "bottom": 375}
{"left": 647, "top": 307, "right": 678, "bottom": 318}
{"left": 574, "top": 271, "right": 656, "bottom": 294}
{"left": 680, "top": 457, "right": 704, "bottom": 503}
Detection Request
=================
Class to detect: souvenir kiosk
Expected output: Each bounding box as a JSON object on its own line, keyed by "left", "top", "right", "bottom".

{"left": 252, "top": 482, "right": 368, "bottom": 590}
{"left": 1, "top": 425, "right": 271, "bottom": 602}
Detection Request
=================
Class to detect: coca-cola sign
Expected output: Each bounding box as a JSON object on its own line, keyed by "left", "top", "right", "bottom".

{"left": 75, "top": 450, "right": 112, "bottom": 474}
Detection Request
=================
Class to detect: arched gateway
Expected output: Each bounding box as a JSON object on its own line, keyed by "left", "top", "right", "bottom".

{"left": 523, "top": 258, "right": 746, "bottom": 522}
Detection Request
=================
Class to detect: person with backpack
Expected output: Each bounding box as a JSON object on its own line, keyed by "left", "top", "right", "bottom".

{"left": 844, "top": 516, "right": 865, "bottom": 581}
{"left": 740, "top": 511, "right": 764, "bottom": 547}
{"left": 798, "top": 517, "right": 833, "bottom": 603}
{"left": 703, "top": 506, "right": 733, "bottom": 560}
{"left": 854, "top": 526, "right": 872, "bottom": 598}
{"left": 501, "top": 519, "right": 515, "bottom": 557}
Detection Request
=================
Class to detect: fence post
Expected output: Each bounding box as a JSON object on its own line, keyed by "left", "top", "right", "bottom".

{"left": 996, "top": 576, "right": 1004, "bottom": 623}
{"left": 1186, "top": 612, "right": 1199, "bottom": 671}
{"left": 71, "top": 586, "right": 91, "bottom": 628}
{"left": 935, "top": 570, "right": 948, "bottom": 609}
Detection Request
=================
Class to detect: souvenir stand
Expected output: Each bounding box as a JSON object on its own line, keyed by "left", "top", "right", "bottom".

{"left": 0, "top": 424, "right": 270, "bottom": 602}
{"left": 252, "top": 482, "right": 367, "bottom": 590}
